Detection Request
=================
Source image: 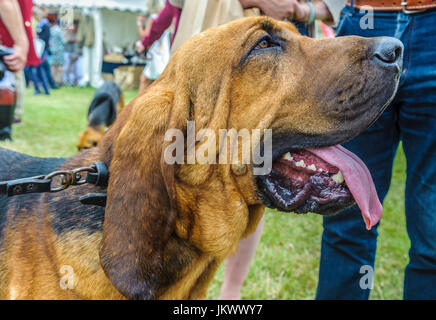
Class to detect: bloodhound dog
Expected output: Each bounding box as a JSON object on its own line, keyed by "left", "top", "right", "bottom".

{"left": 0, "top": 17, "right": 402, "bottom": 299}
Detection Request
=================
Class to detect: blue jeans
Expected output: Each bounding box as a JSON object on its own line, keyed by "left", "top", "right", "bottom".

{"left": 41, "top": 60, "right": 56, "bottom": 89}
{"left": 26, "top": 64, "right": 50, "bottom": 95}
{"left": 316, "top": 6, "right": 436, "bottom": 300}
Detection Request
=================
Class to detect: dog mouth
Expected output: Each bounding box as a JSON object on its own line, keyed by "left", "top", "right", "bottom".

{"left": 257, "top": 145, "right": 382, "bottom": 229}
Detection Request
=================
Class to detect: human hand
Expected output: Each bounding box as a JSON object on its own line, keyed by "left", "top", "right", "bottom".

{"left": 135, "top": 40, "right": 146, "bottom": 54}
{"left": 3, "top": 43, "right": 28, "bottom": 72}
{"left": 239, "top": 0, "right": 310, "bottom": 22}
{"left": 137, "top": 14, "right": 146, "bottom": 27}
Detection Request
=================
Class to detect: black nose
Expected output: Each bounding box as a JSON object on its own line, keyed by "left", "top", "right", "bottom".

{"left": 372, "top": 37, "right": 403, "bottom": 71}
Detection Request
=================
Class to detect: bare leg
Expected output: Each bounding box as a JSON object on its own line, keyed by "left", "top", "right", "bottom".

{"left": 51, "top": 65, "right": 63, "bottom": 85}
{"left": 58, "top": 65, "right": 63, "bottom": 85}
{"left": 72, "top": 60, "right": 78, "bottom": 85}
{"left": 51, "top": 65, "right": 56, "bottom": 83}
{"left": 220, "top": 216, "right": 265, "bottom": 300}
{"left": 66, "top": 54, "right": 73, "bottom": 85}
{"left": 13, "top": 71, "right": 25, "bottom": 121}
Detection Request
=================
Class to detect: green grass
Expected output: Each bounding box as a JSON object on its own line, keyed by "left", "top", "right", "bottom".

{"left": 0, "top": 87, "right": 138, "bottom": 157}
{"left": 0, "top": 87, "right": 409, "bottom": 299}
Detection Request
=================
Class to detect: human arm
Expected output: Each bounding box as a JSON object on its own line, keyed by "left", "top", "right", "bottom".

{"left": 0, "top": 0, "right": 29, "bottom": 71}
{"left": 137, "top": 0, "right": 176, "bottom": 53}
{"left": 239, "top": 0, "right": 334, "bottom": 24}
{"left": 136, "top": 17, "right": 156, "bottom": 53}
{"left": 137, "top": 15, "right": 148, "bottom": 38}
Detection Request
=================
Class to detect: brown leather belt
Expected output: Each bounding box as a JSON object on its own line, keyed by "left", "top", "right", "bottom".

{"left": 347, "top": 0, "right": 436, "bottom": 13}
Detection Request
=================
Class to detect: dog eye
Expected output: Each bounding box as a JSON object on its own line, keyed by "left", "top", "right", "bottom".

{"left": 241, "top": 35, "right": 283, "bottom": 65}
{"left": 256, "top": 39, "right": 270, "bottom": 50}
{"left": 253, "top": 36, "right": 281, "bottom": 52}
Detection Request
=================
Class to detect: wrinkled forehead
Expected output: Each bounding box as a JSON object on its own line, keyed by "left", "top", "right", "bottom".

{"left": 216, "top": 17, "right": 300, "bottom": 49}
{"left": 172, "top": 17, "right": 300, "bottom": 69}
{"left": 217, "top": 17, "right": 300, "bottom": 42}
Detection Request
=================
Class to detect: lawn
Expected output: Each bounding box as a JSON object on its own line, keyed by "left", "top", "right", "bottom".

{"left": 0, "top": 87, "right": 409, "bottom": 299}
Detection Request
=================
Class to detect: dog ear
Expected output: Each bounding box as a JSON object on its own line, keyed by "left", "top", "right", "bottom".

{"left": 99, "top": 90, "right": 185, "bottom": 300}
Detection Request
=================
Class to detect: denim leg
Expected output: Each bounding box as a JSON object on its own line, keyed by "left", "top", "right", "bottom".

{"left": 316, "top": 106, "right": 400, "bottom": 299}
{"left": 317, "top": 8, "right": 436, "bottom": 299}
{"left": 36, "top": 65, "right": 50, "bottom": 95}
{"left": 397, "top": 10, "right": 436, "bottom": 299}
{"left": 24, "top": 66, "right": 30, "bottom": 87}
{"left": 316, "top": 6, "right": 404, "bottom": 299}
{"left": 401, "top": 103, "right": 436, "bottom": 299}
{"left": 42, "top": 59, "right": 56, "bottom": 89}
{"left": 28, "top": 66, "right": 41, "bottom": 94}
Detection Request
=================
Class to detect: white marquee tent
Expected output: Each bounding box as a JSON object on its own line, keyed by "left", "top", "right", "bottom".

{"left": 34, "top": 0, "right": 161, "bottom": 87}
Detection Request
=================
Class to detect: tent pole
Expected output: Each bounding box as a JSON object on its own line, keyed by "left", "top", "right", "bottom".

{"left": 91, "top": 7, "right": 104, "bottom": 88}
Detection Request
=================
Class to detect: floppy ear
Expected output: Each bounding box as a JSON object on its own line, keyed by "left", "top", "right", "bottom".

{"left": 99, "top": 89, "right": 187, "bottom": 300}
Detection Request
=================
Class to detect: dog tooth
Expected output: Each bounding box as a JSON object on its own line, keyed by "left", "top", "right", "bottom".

{"left": 308, "top": 164, "right": 316, "bottom": 171}
{"left": 332, "top": 171, "right": 344, "bottom": 183}
{"left": 296, "top": 160, "right": 306, "bottom": 168}
{"left": 283, "top": 152, "right": 293, "bottom": 161}
{"left": 318, "top": 168, "right": 323, "bottom": 172}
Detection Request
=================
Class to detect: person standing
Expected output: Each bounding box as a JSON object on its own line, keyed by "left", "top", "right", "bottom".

{"left": 0, "top": 0, "right": 30, "bottom": 72}
{"left": 0, "top": 0, "right": 39, "bottom": 135}
{"left": 64, "top": 21, "right": 79, "bottom": 86}
{"left": 34, "top": 6, "right": 57, "bottom": 90}
{"left": 48, "top": 13, "right": 65, "bottom": 87}
{"left": 316, "top": 0, "right": 436, "bottom": 300}
{"left": 27, "top": 5, "right": 50, "bottom": 95}
{"left": 135, "top": 0, "right": 182, "bottom": 54}
{"left": 135, "top": 0, "right": 182, "bottom": 92}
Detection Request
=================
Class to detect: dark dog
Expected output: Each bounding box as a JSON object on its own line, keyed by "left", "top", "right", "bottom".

{"left": 77, "top": 81, "right": 124, "bottom": 151}
{"left": 0, "top": 17, "right": 402, "bottom": 299}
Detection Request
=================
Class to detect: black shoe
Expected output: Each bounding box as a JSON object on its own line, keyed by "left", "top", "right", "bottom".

{"left": 0, "top": 127, "right": 12, "bottom": 141}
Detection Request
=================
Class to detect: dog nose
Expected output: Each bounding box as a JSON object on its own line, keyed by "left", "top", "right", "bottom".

{"left": 372, "top": 37, "right": 403, "bottom": 71}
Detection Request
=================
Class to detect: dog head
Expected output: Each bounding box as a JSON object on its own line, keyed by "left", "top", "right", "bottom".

{"left": 98, "top": 17, "right": 402, "bottom": 299}
{"left": 77, "top": 126, "right": 106, "bottom": 151}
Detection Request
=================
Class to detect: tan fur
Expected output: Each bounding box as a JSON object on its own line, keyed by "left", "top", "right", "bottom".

{"left": 77, "top": 126, "right": 106, "bottom": 151}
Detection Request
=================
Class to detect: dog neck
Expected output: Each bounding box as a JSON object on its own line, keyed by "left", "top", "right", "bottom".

{"left": 156, "top": 234, "right": 219, "bottom": 299}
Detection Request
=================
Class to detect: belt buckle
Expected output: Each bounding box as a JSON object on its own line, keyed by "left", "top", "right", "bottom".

{"left": 401, "top": 1, "right": 426, "bottom": 14}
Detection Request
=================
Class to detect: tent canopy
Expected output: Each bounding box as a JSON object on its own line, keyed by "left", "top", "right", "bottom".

{"left": 33, "top": 0, "right": 163, "bottom": 87}
{"left": 34, "top": 0, "right": 149, "bottom": 50}
{"left": 34, "top": 0, "right": 148, "bottom": 13}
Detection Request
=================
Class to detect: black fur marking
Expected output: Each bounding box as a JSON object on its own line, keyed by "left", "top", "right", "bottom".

{"left": 260, "top": 19, "right": 278, "bottom": 35}
{"left": 0, "top": 147, "right": 64, "bottom": 248}
{"left": 88, "top": 100, "right": 113, "bottom": 127}
{"left": 87, "top": 81, "right": 121, "bottom": 127}
{"left": 47, "top": 189, "right": 105, "bottom": 235}
{"left": 0, "top": 147, "right": 106, "bottom": 246}
{"left": 0, "top": 194, "right": 7, "bottom": 249}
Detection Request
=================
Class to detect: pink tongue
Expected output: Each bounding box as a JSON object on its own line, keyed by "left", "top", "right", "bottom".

{"left": 307, "top": 145, "right": 382, "bottom": 230}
